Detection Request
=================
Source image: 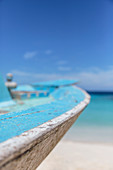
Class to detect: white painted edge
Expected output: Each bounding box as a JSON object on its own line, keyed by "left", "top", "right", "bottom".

{"left": 0, "top": 86, "right": 90, "bottom": 167}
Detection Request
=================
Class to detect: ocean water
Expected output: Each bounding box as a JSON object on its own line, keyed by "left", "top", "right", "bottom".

{"left": 64, "top": 93, "right": 113, "bottom": 143}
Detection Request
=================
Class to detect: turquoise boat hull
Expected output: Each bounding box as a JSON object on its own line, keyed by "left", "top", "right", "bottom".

{"left": 0, "top": 80, "right": 90, "bottom": 170}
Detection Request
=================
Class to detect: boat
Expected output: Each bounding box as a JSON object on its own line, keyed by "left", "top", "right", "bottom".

{"left": 0, "top": 75, "right": 90, "bottom": 170}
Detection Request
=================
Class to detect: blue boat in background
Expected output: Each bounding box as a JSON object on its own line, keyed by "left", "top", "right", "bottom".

{"left": 0, "top": 74, "right": 90, "bottom": 170}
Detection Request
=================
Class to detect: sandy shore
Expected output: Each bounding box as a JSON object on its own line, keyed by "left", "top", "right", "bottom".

{"left": 37, "top": 140, "right": 113, "bottom": 170}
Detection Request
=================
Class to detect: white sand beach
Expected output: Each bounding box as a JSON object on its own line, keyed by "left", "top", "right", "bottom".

{"left": 37, "top": 139, "right": 113, "bottom": 170}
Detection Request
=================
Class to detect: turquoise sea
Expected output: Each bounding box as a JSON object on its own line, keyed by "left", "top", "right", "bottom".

{"left": 64, "top": 93, "right": 113, "bottom": 143}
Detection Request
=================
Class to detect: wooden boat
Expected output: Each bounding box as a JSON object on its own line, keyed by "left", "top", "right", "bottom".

{"left": 0, "top": 79, "right": 90, "bottom": 170}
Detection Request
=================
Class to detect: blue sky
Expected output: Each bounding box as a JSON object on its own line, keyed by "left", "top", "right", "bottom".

{"left": 1, "top": 0, "right": 113, "bottom": 90}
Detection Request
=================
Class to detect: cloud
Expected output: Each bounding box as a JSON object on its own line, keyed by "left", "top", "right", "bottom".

{"left": 45, "top": 50, "right": 52, "bottom": 55}
{"left": 58, "top": 66, "right": 71, "bottom": 71}
{"left": 11, "top": 67, "right": 113, "bottom": 91}
{"left": 57, "top": 60, "right": 67, "bottom": 65}
{"left": 11, "top": 70, "right": 62, "bottom": 83}
{"left": 24, "top": 51, "right": 37, "bottom": 59}
{"left": 57, "top": 60, "right": 71, "bottom": 71}
{"left": 72, "top": 68, "right": 113, "bottom": 91}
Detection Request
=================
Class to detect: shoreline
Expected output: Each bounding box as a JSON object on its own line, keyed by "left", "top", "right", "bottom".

{"left": 63, "top": 139, "right": 113, "bottom": 146}
{"left": 63, "top": 125, "right": 113, "bottom": 144}
{"left": 37, "top": 139, "right": 113, "bottom": 170}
